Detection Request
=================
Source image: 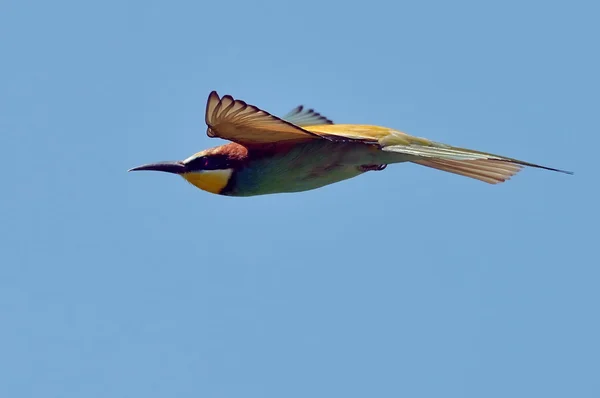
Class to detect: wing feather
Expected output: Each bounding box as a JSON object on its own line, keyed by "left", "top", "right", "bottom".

{"left": 205, "top": 91, "right": 328, "bottom": 146}
{"left": 282, "top": 105, "right": 334, "bottom": 126}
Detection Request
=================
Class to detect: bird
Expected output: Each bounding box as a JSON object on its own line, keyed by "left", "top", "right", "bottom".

{"left": 128, "top": 91, "right": 572, "bottom": 197}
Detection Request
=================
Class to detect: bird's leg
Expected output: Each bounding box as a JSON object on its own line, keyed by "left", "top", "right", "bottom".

{"left": 358, "top": 164, "right": 387, "bottom": 172}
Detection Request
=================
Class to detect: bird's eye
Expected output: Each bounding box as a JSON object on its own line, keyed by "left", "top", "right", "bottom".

{"left": 185, "top": 156, "right": 209, "bottom": 171}
{"left": 186, "top": 155, "right": 228, "bottom": 171}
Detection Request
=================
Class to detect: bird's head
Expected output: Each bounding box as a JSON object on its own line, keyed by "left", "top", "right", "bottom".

{"left": 128, "top": 144, "right": 248, "bottom": 195}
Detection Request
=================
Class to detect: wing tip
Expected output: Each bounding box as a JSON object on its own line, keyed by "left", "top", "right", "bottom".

{"left": 207, "top": 90, "right": 220, "bottom": 103}
{"left": 290, "top": 105, "right": 304, "bottom": 114}
{"left": 283, "top": 105, "right": 335, "bottom": 126}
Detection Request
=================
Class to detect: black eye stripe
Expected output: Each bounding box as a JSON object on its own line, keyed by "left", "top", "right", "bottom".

{"left": 187, "top": 155, "right": 230, "bottom": 170}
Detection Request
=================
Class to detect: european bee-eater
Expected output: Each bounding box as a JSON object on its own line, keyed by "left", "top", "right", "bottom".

{"left": 129, "top": 91, "right": 572, "bottom": 196}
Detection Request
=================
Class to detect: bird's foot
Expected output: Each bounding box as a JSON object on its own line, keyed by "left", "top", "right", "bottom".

{"left": 359, "top": 164, "right": 387, "bottom": 172}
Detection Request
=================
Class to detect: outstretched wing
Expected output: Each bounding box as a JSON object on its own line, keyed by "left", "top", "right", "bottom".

{"left": 282, "top": 105, "right": 334, "bottom": 126}
{"left": 305, "top": 124, "right": 573, "bottom": 184}
{"left": 205, "top": 91, "right": 332, "bottom": 146}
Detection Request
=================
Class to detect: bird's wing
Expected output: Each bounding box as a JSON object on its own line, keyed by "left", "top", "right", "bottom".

{"left": 305, "top": 124, "right": 572, "bottom": 183}
{"left": 205, "top": 91, "right": 334, "bottom": 146}
{"left": 281, "top": 105, "right": 334, "bottom": 126}
{"left": 303, "top": 124, "right": 392, "bottom": 143}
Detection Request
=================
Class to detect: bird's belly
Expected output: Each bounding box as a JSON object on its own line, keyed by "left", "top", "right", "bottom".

{"left": 235, "top": 162, "right": 364, "bottom": 196}
{"left": 279, "top": 164, "right": 364, "bottom": 193}
{"left": 230, "top": 143, "right": 380, "bottom": 196}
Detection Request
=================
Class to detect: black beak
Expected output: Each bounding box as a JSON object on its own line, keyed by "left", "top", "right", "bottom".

{"left": 128, "top": 161, "right": 186, "bottom": 174}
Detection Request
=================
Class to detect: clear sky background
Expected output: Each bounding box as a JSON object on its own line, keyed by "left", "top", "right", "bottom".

{"left": 1, "top": 0, "right": 598, "bottom": 397}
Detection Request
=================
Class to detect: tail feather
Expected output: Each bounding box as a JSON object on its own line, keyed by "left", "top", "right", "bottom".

{"left": 382, "top": 136, "right": 573, "bottom": 184}
{"left": 412, "top": 158, "right": 523, "bottom": 184}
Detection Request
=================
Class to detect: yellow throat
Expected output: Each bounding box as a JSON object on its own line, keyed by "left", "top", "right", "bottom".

{"left": 181, "top": 169, "right": 233, "bottom": 194}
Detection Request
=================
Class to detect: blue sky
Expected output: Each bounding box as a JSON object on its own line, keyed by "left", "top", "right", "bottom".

{"left": 1, "top": 0, "right": 598, "bottom": 397}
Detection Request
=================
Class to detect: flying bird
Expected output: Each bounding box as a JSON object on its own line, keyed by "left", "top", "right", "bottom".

{"left": 129, "top": 91, "right": 572, "bottom": 196}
